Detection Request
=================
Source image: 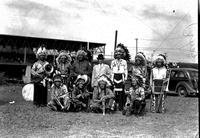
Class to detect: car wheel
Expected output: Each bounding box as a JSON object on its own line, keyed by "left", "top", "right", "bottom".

{"left": 177, "top": 86, "right": 187, "bottom": 97}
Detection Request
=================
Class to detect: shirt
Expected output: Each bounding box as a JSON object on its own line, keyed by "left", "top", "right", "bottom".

{"left": 129, "top": 87, "right": 145, "bottom": 101}
{"left": 72, "top": 87, "right": 89, "bottom": 99}
{"left": 57, "top": 62, "right": 71, "bottom": 76}
{"left": 50, "top": 84, "right": 69, "bottom": 100}
{"left": 31, "top": 60, "right": 49, "bottom": 75}
{"left": 111, "top": 59, "right": 128, "bottom": 81}
{"left": 152, "top": 67, "right": 167, "bottom": 80}
{"left": 130, "top": 65, "right": 147, "bottom": 78}
{"left": 91, "top": 63, "right": 111, "bottom": 87}
{"left": 92, "top": 87, "right": 114, "bottom": 102}
{"left": 31, "top": 60, "right": 49, "bottom": 82}
{"left": 71, "top": 60, "right": 92, "bottom": 76}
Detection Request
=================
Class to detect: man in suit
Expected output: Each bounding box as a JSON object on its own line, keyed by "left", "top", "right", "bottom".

{"left": 91, "top": 54, "right": 111, "bottom": 88}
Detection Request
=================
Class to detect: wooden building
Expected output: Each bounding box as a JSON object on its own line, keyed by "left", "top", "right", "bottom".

{"left": 0, "top": 34, "right": 106, "bottom": 82}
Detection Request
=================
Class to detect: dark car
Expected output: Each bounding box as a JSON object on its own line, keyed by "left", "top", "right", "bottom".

{"left": 166, "top": 68, "right": 198, "bottom": 97}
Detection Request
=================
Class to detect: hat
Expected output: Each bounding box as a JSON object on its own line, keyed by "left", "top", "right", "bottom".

{"left": 36, "top": 47, "right": 47, "bottom": 58}
{"left": 97, "top": 74, "right": 112, "bottom": 86}
{"left": 53, "top": 74, "right": 62, "bottom": 82}
{"left": 135, "top": 52, "right": 146, "bottom": 61}
{"left": 75, "top": 75, "right": 89, "bottom": 85}
{"left": 154, "top": 54, "right": 167, "bottom": 64}
{"left": 131, "top": 74, "right": 144, "bottom": 86}
{"left": 97, "top": 54, "right": 104, "bottom": 60}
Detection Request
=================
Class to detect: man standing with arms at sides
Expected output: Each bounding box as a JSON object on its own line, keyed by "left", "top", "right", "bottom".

{"left": 56, "top": 51, "right": 72, "bottom": 87}
{"left": 111, "top": 45, "right": 128, "bottom": 111}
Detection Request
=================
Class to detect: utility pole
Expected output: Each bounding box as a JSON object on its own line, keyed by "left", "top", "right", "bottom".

{"left": 114, "top": 30, "right": 118, "bottom": 50}
{"left": 164, "top": 52, "right": 167, "bottom": 62}
{"left": 135, "top": 38, "right": 138, "bottom": 55}
{"left": 151, "top": 50, "right": 155, "bottom": 62}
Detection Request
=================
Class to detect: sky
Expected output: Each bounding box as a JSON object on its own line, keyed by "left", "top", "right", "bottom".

{"left": 0, "top": 0, "right": 198, "bottom": 63}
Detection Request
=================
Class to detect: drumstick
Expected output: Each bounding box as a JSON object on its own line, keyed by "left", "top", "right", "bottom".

{"left": 102, "top": 99, "right": 106, "bottom": 116}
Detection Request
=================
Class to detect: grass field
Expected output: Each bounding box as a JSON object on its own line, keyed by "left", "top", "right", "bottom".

{"left": 0, "top": 84, "right": 199, "bottom": 138}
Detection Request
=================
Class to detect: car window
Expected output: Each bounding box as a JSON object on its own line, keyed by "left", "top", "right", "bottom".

{"left": 170, "top": 70, "right": 177, "bottom": 78}
{"left": 176, "top": 71, "right": 186, "bottom": 78}
{"left": 189, "top": 71, "right": 198, "bottom": 79}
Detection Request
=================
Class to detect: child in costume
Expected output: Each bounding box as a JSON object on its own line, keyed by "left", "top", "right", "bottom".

{"left": 150, "top": 54, "right": 168, "bottom": 113}
{"left": 111, "top": 44, "right": 128, "bottom": 111}
{"left": 123, "top": 75, "right": 146, "bottom": 116}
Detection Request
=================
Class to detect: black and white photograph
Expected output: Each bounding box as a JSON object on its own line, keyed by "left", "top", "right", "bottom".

{"left": 0, "top": 0, "right": 198, "bottom": 137}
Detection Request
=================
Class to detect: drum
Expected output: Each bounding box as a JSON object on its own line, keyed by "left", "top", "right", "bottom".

{"left": 22, "top": 83, "right": 34, "bottom": 101}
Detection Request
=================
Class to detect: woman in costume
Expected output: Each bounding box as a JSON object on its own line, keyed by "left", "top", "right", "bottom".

{"left": 129, "top": 52, "right": 148, "bottom": 87}
{"left": 111, "top": 44, "right": 129, "bottom": 111}
{"left": 150, "top": 54, "right": 168, "bottom": 113}
{"left": 123, "top": 75, "right": 146, "bottom": 116}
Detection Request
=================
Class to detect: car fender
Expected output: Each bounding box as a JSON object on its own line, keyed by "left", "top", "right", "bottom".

{"left": 175, "top": 81, "right": 195, "bottom": 94}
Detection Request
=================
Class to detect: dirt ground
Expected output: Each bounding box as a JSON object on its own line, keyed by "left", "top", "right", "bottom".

{"left": 0, "top": 85, "right": 199, "bottom": 138}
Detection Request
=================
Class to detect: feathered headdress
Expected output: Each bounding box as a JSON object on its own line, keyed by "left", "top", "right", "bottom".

{"left": 75, "top": 75, "right": 89, "bottom": 85}
{"left": 97, "top": 74, "right": 113, "bottom": 86}
{"left": 76, "top": 50, "right": 87, "bottom": 57}
{"left": 56, "top": 51, "right": 72, "bottom": 64}
{"left": 36, "top": 47, "right": 47, "bottom": 59}
{"left": 131, "top": 74, "right": 144, "bottom": 87}
{"left": 135, "top": 52, "right": 147, "bottom": 66}
{"left": 115, "top": 43, "right": 131, "bottom": 61}
{"left": 154, "top": 54, "right": 167, "bottom": 64}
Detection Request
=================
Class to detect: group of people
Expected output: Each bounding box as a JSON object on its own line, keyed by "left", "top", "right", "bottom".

{"left": 30, "top": 44, "right": 168, "bottom": 116}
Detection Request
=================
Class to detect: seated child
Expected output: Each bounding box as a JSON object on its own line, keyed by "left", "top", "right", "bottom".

{"left": 47, "top": 74, "right": 70, "bottom": 111}
{"left": 70, "top": 75, "right": 90, "bottom": 112}
{"left": 90, "top": 75, "right": 115, "bottom": 115}
{"left": 123, "top": 75, "right": 146, "bottom": 116}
